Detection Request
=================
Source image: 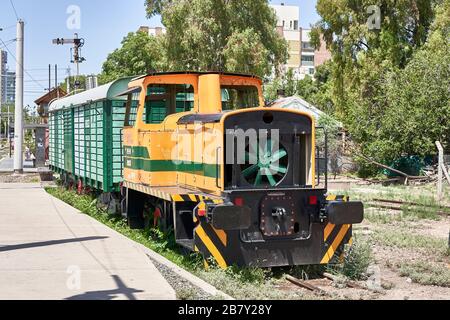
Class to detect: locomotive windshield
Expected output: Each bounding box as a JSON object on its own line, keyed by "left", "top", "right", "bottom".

{"left": 221, "top": 85, "right": 260, "bottom": 111}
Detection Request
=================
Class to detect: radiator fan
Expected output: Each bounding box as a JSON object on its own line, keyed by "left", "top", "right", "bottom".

{"left": 241, "top": 139, "right": 288, "bottom": 187}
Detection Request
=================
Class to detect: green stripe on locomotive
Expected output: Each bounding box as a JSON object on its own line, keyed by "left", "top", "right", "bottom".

{"left": 48, "top": 77, "right": 135, "bottom": 192}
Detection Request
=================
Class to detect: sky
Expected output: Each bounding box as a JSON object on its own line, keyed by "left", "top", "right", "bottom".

{"left": 0, "top": 0, "right": 319, "bottom": 109}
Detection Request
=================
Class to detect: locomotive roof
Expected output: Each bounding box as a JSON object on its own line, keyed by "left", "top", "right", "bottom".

{"left": 48, "top": 77, "right": 135, "bottom": 112}
{"left": 131, "top": 71, "right": 262, "bottom": 81}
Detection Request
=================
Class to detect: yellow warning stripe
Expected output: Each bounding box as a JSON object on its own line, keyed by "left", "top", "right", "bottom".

{"left": 348, "top": 237, "right": 353, "bottom": 246}
{"left": 170, "top": 194, "right": 224, "bottom": 203}
{"left": 195, "top": 225, "right": 227, "bottom": 269}
{"left": 172, "top": 194, "right": 184, "bottom": 202}
{"left": 324, "top": 223, "right": 335, "bottom": 241}
{"left": 212, "top": 228, "right": 227, "bottom": 247}
{"left": 321, "top": 224, "right": 351, "bottom": 264}
{"left": 327, "top": 195, "right": 337, "bottom": 201}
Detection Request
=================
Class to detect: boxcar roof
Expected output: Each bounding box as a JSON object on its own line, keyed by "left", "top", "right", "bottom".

{"left": 48, "top": 77, "right": 135, "bottom": 112}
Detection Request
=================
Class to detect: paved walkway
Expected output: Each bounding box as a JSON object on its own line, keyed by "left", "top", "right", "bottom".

{"left": 0, "top": 183, "right": 176, "bottom": 300}
{"left": 0, "top": 157, "right": 37, "bottom": 173}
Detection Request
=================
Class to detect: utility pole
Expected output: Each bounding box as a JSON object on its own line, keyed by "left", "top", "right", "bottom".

{"left": 48, "top": 64, "right": 51, "bottom": 93}
{"left": 66, "top": 67, "right": 71, "bottom": 95}
{"left": 55, "top": 64, "right": 58, "bottom": 98}
{"left": 52, "top": 33, "right": 85, "bottom": 90}
{"left": 14, "top": 20, "right": 24, "bottom": 173}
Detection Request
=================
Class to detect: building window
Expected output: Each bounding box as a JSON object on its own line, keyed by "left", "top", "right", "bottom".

{"left": 309, "top": 68, "right": 315, "bottom": 75}
{"left": 302, "top": 42, "right": 314, "bottom": 50}
{"left": 294, "top": 20, "right": 299, "bottom": 30}
{"left": 301, "top": 55, "right": 315, "bottom": 67}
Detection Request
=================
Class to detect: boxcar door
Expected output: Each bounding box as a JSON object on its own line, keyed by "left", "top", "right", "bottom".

{"left": 63, "top": 109, "right": 74, "bottom": 173}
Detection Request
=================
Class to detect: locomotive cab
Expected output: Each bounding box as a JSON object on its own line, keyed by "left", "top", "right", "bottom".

{"left": 121, "top": 72, "right": 364, "bottom": 268}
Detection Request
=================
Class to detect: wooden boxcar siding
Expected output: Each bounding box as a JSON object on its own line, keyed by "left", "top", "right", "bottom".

{"left": 49, "top": 99, "right": 126, "bottom": 192}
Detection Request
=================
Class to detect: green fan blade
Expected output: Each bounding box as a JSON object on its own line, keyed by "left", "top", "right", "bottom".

{"left": 271, "top": 149, "right": 287, "bottom": 162}
{"left": 266, "top": 171, "right": 277, "bottom": 186}
{"left": 270, "top": 164, "right": 287, "bottom": 174}
{"left": 242, "top": 164, "right": 259, "bottom": 177}
{"left": 254, "top": 171, "right": 263, "bottom": 186}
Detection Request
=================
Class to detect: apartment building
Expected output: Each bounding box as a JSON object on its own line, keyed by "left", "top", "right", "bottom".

{"left": 0, "top": 50, "right": 15, "bottom": 104}
{"left": 271, "top": 3, "right": 331, "bottom": 79}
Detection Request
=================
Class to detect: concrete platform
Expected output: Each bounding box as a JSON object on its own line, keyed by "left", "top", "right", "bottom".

{"left": 0, "top": 157, "right": 37, "bottom": 173}
{"left": 0, "top": 183, "right": 176, "bottom": 300}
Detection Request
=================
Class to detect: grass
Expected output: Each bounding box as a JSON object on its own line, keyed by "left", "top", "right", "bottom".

{"left": 341, "top": 185, "right": 450, "bottom": 224}
{"left": 45, "top": 186, "right": 311, "bottom": 300}
{"left": 372, "top": 229, "right": 449, "bottom": 258}
{"left": 398, "top": 261, "right": 450, "bottom": 287}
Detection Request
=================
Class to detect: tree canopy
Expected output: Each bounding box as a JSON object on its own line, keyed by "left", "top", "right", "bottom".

{"left": 156, "top": 0, "right": 288, "bottom": 77}
{"left": 101, "top": 0, "right": 288, "bottom": 81}
{"left": 99, "top": 31, "right": 162, "bottom": 84}
{"left": 306, "top": 0, "right": 449, "bottom": 175}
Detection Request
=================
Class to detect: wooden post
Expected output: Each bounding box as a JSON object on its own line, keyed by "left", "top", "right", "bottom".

{"left": 436, "top": 141, "right": 444, "bottom": 201}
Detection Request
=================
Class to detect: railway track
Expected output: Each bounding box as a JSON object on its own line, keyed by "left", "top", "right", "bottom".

{"left": 285, "top": 273, "right": 370, "bottom": 297}
{"left": 368, "top": 198, "right": 450, "bottom": 216}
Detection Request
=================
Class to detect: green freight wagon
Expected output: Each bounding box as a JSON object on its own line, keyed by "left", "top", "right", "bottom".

{"left": 48, "top": 77, "right": 135, "bottom": 193}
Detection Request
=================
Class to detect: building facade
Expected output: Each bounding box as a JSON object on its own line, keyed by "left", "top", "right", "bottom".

{"left": 138, "top": 26, "right": 166, "bottom": 37}
{"left": 0, "top": 50, "right": 15, "bottom": 104}
{"left": 271, "top": 4, "right": 331, "bottom": 80}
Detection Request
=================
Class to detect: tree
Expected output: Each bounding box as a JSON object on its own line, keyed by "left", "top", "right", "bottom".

{"left": 311, "top": 0, "right": 438, "bottom": 116}
{"left": 152, "top": 0, "right": 288, "bottom": 77}
{"left": 296, "top": 76, "right": 318, "bottom": 101}
{"left": 99, "top": 32, "right": 162, "bottom": 84}
{"left": 376, "top": 1, "right": 450, "bottom": 160}
{"left": 308, "top": 0, "right": 444, "bottom": 175}
{"left": 62, "top": 75, "right": 87, "bottom": 92}
{"left": 284, "top": 69, "right": 297, "bottom": 97}
{"left": 145, "top": 0, "right": 170, "bottom": 18}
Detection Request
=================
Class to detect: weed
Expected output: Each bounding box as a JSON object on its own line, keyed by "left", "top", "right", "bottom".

{"left": 176, "top": 289, "right": 197, "bottom": 300}
{"left": 330, "top": 238, "right": 373, "bottom": 281}
{"left": 398, "top": 262, "right": 450, "bottom": 287}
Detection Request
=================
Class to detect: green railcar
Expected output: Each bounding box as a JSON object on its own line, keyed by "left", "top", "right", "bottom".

{"left": 48, "top": 77, "right": 134, "bottom": 193}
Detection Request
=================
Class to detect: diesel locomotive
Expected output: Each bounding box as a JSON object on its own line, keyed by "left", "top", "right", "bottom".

{"left": 49, "top": 72, "right": 364, "bottom": 268}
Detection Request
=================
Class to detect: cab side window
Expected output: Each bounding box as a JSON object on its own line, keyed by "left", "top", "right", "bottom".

{"left": 221, "top": 85, "right": 260, "bottom": 111}
{"left": 144, "top": 84, "right": 194, "bottom": 124}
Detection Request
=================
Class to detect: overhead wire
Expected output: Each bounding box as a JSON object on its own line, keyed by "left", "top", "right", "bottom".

{"left": 0, "top": 37, "right": 46, "bottom": 90}
{"left": 9, "top": 0, "right": 20, "bottom": 20}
